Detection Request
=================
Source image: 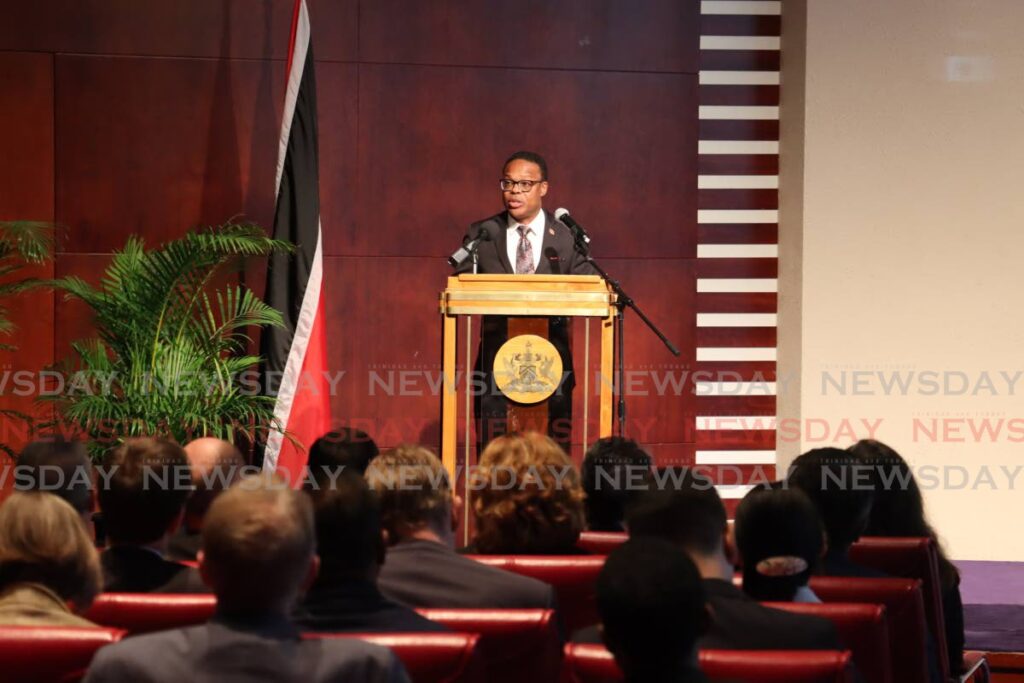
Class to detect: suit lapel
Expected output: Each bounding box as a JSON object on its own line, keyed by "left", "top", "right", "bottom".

{"left": 534, "top": 211, "right": 556, "bottom": 274}
{"left": 494, "top": 212, "right": 514, "bottom": 274}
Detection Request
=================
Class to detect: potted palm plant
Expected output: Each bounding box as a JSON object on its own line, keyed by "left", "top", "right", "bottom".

{"left": 46, "top": 222, "right": 292, "bottom": 456}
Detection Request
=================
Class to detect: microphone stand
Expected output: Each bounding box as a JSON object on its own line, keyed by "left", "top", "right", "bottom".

{"left": 570, "top": 231, "right": 680, "bottom": 437}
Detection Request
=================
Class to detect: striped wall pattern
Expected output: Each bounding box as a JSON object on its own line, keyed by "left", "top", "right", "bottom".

{"left": 696, "top": 0, "right": 780, "bottom": 499}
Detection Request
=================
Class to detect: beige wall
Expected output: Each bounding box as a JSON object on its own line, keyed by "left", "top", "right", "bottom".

{"left": 781, "top": 0, "right": 1024, "bottom": 560}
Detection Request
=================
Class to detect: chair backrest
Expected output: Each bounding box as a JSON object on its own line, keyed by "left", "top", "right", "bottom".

{"left": 466, "top": 555, "right": 606, "bottom": 633}
{"left": 576, "top": 532, "right": 627, "bottom": 555}
{"left": 307, "top": 632, "right": 485, "bottom": 683}
{"left": 416, "top": 608, "right": 559, "bottom": 683}
{"left": 849, "top": 536, "right": 950, "bottom": 680}
{"left": 764, "top": 602, "right": 891, "bottom": 683}
{"left": 811, "top": 576, "right": 931, "bottom": 683}
{"left": 562, "top": 643, "right": 856, "bottom": 683}
{"left": 0, "top": 625, "right": 125, "bottom": 683}
{"left": 84, "top": 593, "right": 217, "bottom": 634}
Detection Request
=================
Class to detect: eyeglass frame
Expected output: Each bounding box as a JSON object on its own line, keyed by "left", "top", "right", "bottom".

{"left": 499, "top": 178, "right": 546, "bottom": 192}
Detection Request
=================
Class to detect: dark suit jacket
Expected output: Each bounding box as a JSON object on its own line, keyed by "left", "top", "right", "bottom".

{"left": 294, "top": 578, "right": 449, "bottom": 634}
{"left": 83, "top": 612, "right": 410, "bottom": 683}
{"left": 378, "top": 539, "right": 556, "bottom": 610}
{"left": 100, "top": 546, "right": 210, "bottom": 594}
{"left": 167, "top": 527, "right": 202, "bottom": 562}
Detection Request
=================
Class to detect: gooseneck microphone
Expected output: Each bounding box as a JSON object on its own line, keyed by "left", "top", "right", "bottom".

{"left": 554, "top": 208, "right": 592, "bottom": 246}
{"left": 448, "top": 227, "right": 491, "bottom": 268}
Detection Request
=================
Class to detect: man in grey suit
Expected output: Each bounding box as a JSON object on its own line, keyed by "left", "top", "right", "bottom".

{"left": 456, "top": 151, "right": 595, "bottom": 451}
{"left": 85, "top": 474, "right": 409, "bottom": 683}
{"left": 366, "top": 445, "right": 556, "bottom": 610}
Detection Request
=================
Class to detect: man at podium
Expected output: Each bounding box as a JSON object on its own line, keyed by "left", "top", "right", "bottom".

{"left": 455, "top": 151, "right": 595, "bottom": 452}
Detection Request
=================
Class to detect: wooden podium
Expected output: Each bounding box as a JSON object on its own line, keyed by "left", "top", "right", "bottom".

{"left": 438, "top": 274, "right": 619, "bottom": 479}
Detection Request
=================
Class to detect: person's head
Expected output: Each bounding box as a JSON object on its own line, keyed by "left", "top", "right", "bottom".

{"left": 626, "top": 469, "right": 731, "bottom": 573}
{"left": 182, "top": 438, "right": 245, "bottom": 532}
{"left": 364, "top": 445, "right": 458, "bottom": 546}
{"left": 734, "top": 485, "right": 825, "bottom": 601}
{"left": 787, "top": 447, "right": 874, "bottom": 554}
{"left": 307, "top": 427, "right": 380, "bottom": 480}
{"left": 15, "top": 439, "right": 94, "bottom": 525}
{"left": 0, "top": 492, "right": 102, "bottom": 613}
{"left": 98, "top": 437, "right": 190, "bottom": 546}
{"left": 308, "top": 471, "right": 385, "bottom": 582}
{"left": 501, "top": 151, "right": 549, "bottom": 225}
{"left": 199, "top": 474, "right": 317, "bottom": 614}
{"left": 581, "top": 437, "right": 652, "bottom": 532}
{"left": 473, "top": 432, "right": 585, "bottom": 554}
{"left": 598, "top": 538, "right": 708, "bottom": 683}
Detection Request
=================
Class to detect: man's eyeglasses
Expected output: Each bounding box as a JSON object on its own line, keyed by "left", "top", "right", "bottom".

{"left": 499, "top": 178, "right": 544, "bottom": 192}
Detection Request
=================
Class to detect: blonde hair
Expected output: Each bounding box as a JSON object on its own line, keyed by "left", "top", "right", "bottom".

{"left": 0, "top": 492, "right": 102, "bottom": 612}
{"left": 473, "top": 432, "right": 585, "bottom": 554}
{"left": 365, "top": 445, "right": 452, "bottom": 539}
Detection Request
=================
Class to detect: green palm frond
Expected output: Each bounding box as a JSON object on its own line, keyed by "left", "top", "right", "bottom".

{"left": 46, "top": 221, "right": 293, "bottom": 458}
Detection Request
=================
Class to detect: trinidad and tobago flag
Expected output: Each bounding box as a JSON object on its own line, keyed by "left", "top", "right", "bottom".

{"left": 260, "top": 0, "right": 330, "bottom": 478}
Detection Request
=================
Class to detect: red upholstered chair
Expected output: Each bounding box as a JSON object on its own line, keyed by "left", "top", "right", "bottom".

{"left": 416, "top": 608, "right": 560, "bottom": 683}
{"left": 576, "top": 532, "right": 627, "bottom": 555}
{"left": 811, "top": 576, "right": 931, "bottom": 683}
{"left": 562, "top": 644, "right": 856, "bottom": 683}
{"left": 307, "top": 632, "right": 486, "bottom": 683}
{"left": 765, "top": 602, "right": 891, "bottom": 683}
{"left": 467, "top": 555, "right": 606, "bottom": 633}
{"left": 84, "top": 593, "right": 217, "bottom": 634}
{"left": 0, "top": 626, "right": 125, "bottom": 683}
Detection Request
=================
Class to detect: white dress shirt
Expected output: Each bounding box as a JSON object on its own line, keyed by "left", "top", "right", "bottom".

{"left": 506, "top": 210, "right": 546, "bottom": 273}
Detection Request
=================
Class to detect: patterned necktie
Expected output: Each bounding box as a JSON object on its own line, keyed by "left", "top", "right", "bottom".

{"left": 516, "top": 225, "right": 534, "bottom": 274}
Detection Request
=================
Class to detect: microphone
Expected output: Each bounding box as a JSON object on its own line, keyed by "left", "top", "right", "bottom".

{"left": 448, "top": 227, "right": 491, "bottom": 268}
{"left": 554, "top": 208, "right": 591, "bottom": 246}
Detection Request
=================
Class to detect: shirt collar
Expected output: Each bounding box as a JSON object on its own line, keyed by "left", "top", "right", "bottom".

{"left": 506, "top": 210, "right": 546, "bottom": 235}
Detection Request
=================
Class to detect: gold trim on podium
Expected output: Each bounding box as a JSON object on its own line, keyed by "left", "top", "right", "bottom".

{"left": 438, "top": 274, "right": 618, "bottom": 479}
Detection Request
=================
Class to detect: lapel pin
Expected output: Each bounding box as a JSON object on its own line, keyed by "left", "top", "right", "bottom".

{"left": 548, "top": 228, "right": 555, "bottom": 235}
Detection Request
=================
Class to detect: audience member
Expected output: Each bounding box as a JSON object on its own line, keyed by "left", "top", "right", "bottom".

{"left": 306, "top": 427, "right": 379, "bottom": 485}
{"left": 96, "top": 437, "right": 208, "bottom": 593}
{"left": 581, "top": 436, "right": 652, "bottom": 532}
{"left": 295, "top": 471, "right": 446, "bottom": 633}
{"left": 0, "top": 492, "right": 101, "bottom": 626}
{"left": 578, "top": 472, "right": 842, "bottom": 651}
{"left": 597, "top": 538, "right": 710, "bottom": 683}
{"left": 734, "top": 484, "right": 825, "bottom": 602}
{"left": 851, "top": 439, "right": 965, "bottom": 674}
{"left": 787, "top": 447, "right": 886, "bottom": 577}
{"left": 15, "top": 439, "right": 95, "bottom": 531}
{"left": 470, "top": 432, "right": 585, "bottom": 554}
{"left": 84, "top": 474, "right": 410, "bottom": 683}
{"left": 168, "top": 437, "right": 245, "bottom": 561}
{"left": 365, "top": 444, "right": 555, "bottom": 609}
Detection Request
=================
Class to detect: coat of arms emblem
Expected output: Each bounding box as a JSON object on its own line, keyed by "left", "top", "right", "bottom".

{"left": 493, "top": 334, "right": 563, "bottom": 404}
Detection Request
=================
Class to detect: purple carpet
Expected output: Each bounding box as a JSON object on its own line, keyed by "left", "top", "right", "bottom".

{"left": 957, "top": 561, "right": 1024, "bottom": 651}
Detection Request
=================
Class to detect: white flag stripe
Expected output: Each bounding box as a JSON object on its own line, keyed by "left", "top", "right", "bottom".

{"left": 697, "top": 313, "right": 777, "bottom": 327}
{"left": 699, "top": 175, "right": 779, "bottom": 189}
{"left": 700, "top": 70, "right": 780, "bottom": 85}
{"left": 274, "top": 1, "right": 311, "bottom": 198}
{"left": 696, "top": 381, "right": 777, "bottom": 396}
{"left": 699, "top": 209, "right": 778, "bottom": 223}
{"left": 701, "top": 1, "right": 781, "bottom": 15}
{"left": 697, "top": 416, "right": 778, "bottom": 430}
{"left": 700, "top": 35, "right": 780, "bottom": 51}
{"left": 700, "top": 105, "right": 779, "bottom": 120}
{"left": 697, "top": 450, "right": 777, "bottom": 465}
{"left": 697, "top": 278, "right": 777, "bottom": 293}
{"left": 697, "top": 347, "right": 777, "bottom": 361}
{"left": 699, "top": 140, "right": 779, "bottom": 155}
{"left": 698, "top": 244, "right": 778, "bottom": 258}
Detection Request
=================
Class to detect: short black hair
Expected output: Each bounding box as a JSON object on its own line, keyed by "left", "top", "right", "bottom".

{"left": 308, "top": 471, "right": 384, "bottom": 578}
{"left": 787, "top": 447, "right": 874, "bottom": 552}
{"left": 98, "top": 438, "right": 190, "bottom": 545}
{"left": 735, "top": 485, "right": 824, "bottom": 601}
{"left": 598, "top": 538, "right": 706, "bottom": 680}
{"left": 307, "top": 427, "right": 379, "bottom": 479}
{"left": 626, "top": 469, "right": 726, "bottom": 556}
{"left": 16, "top": 439, "right": 93, "bottom": 516}
{"left": 503, "top": 151, "right": 548, "bottom": 180}
{"left": 581, "top": 437, "right": 652, "bottom": 532}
